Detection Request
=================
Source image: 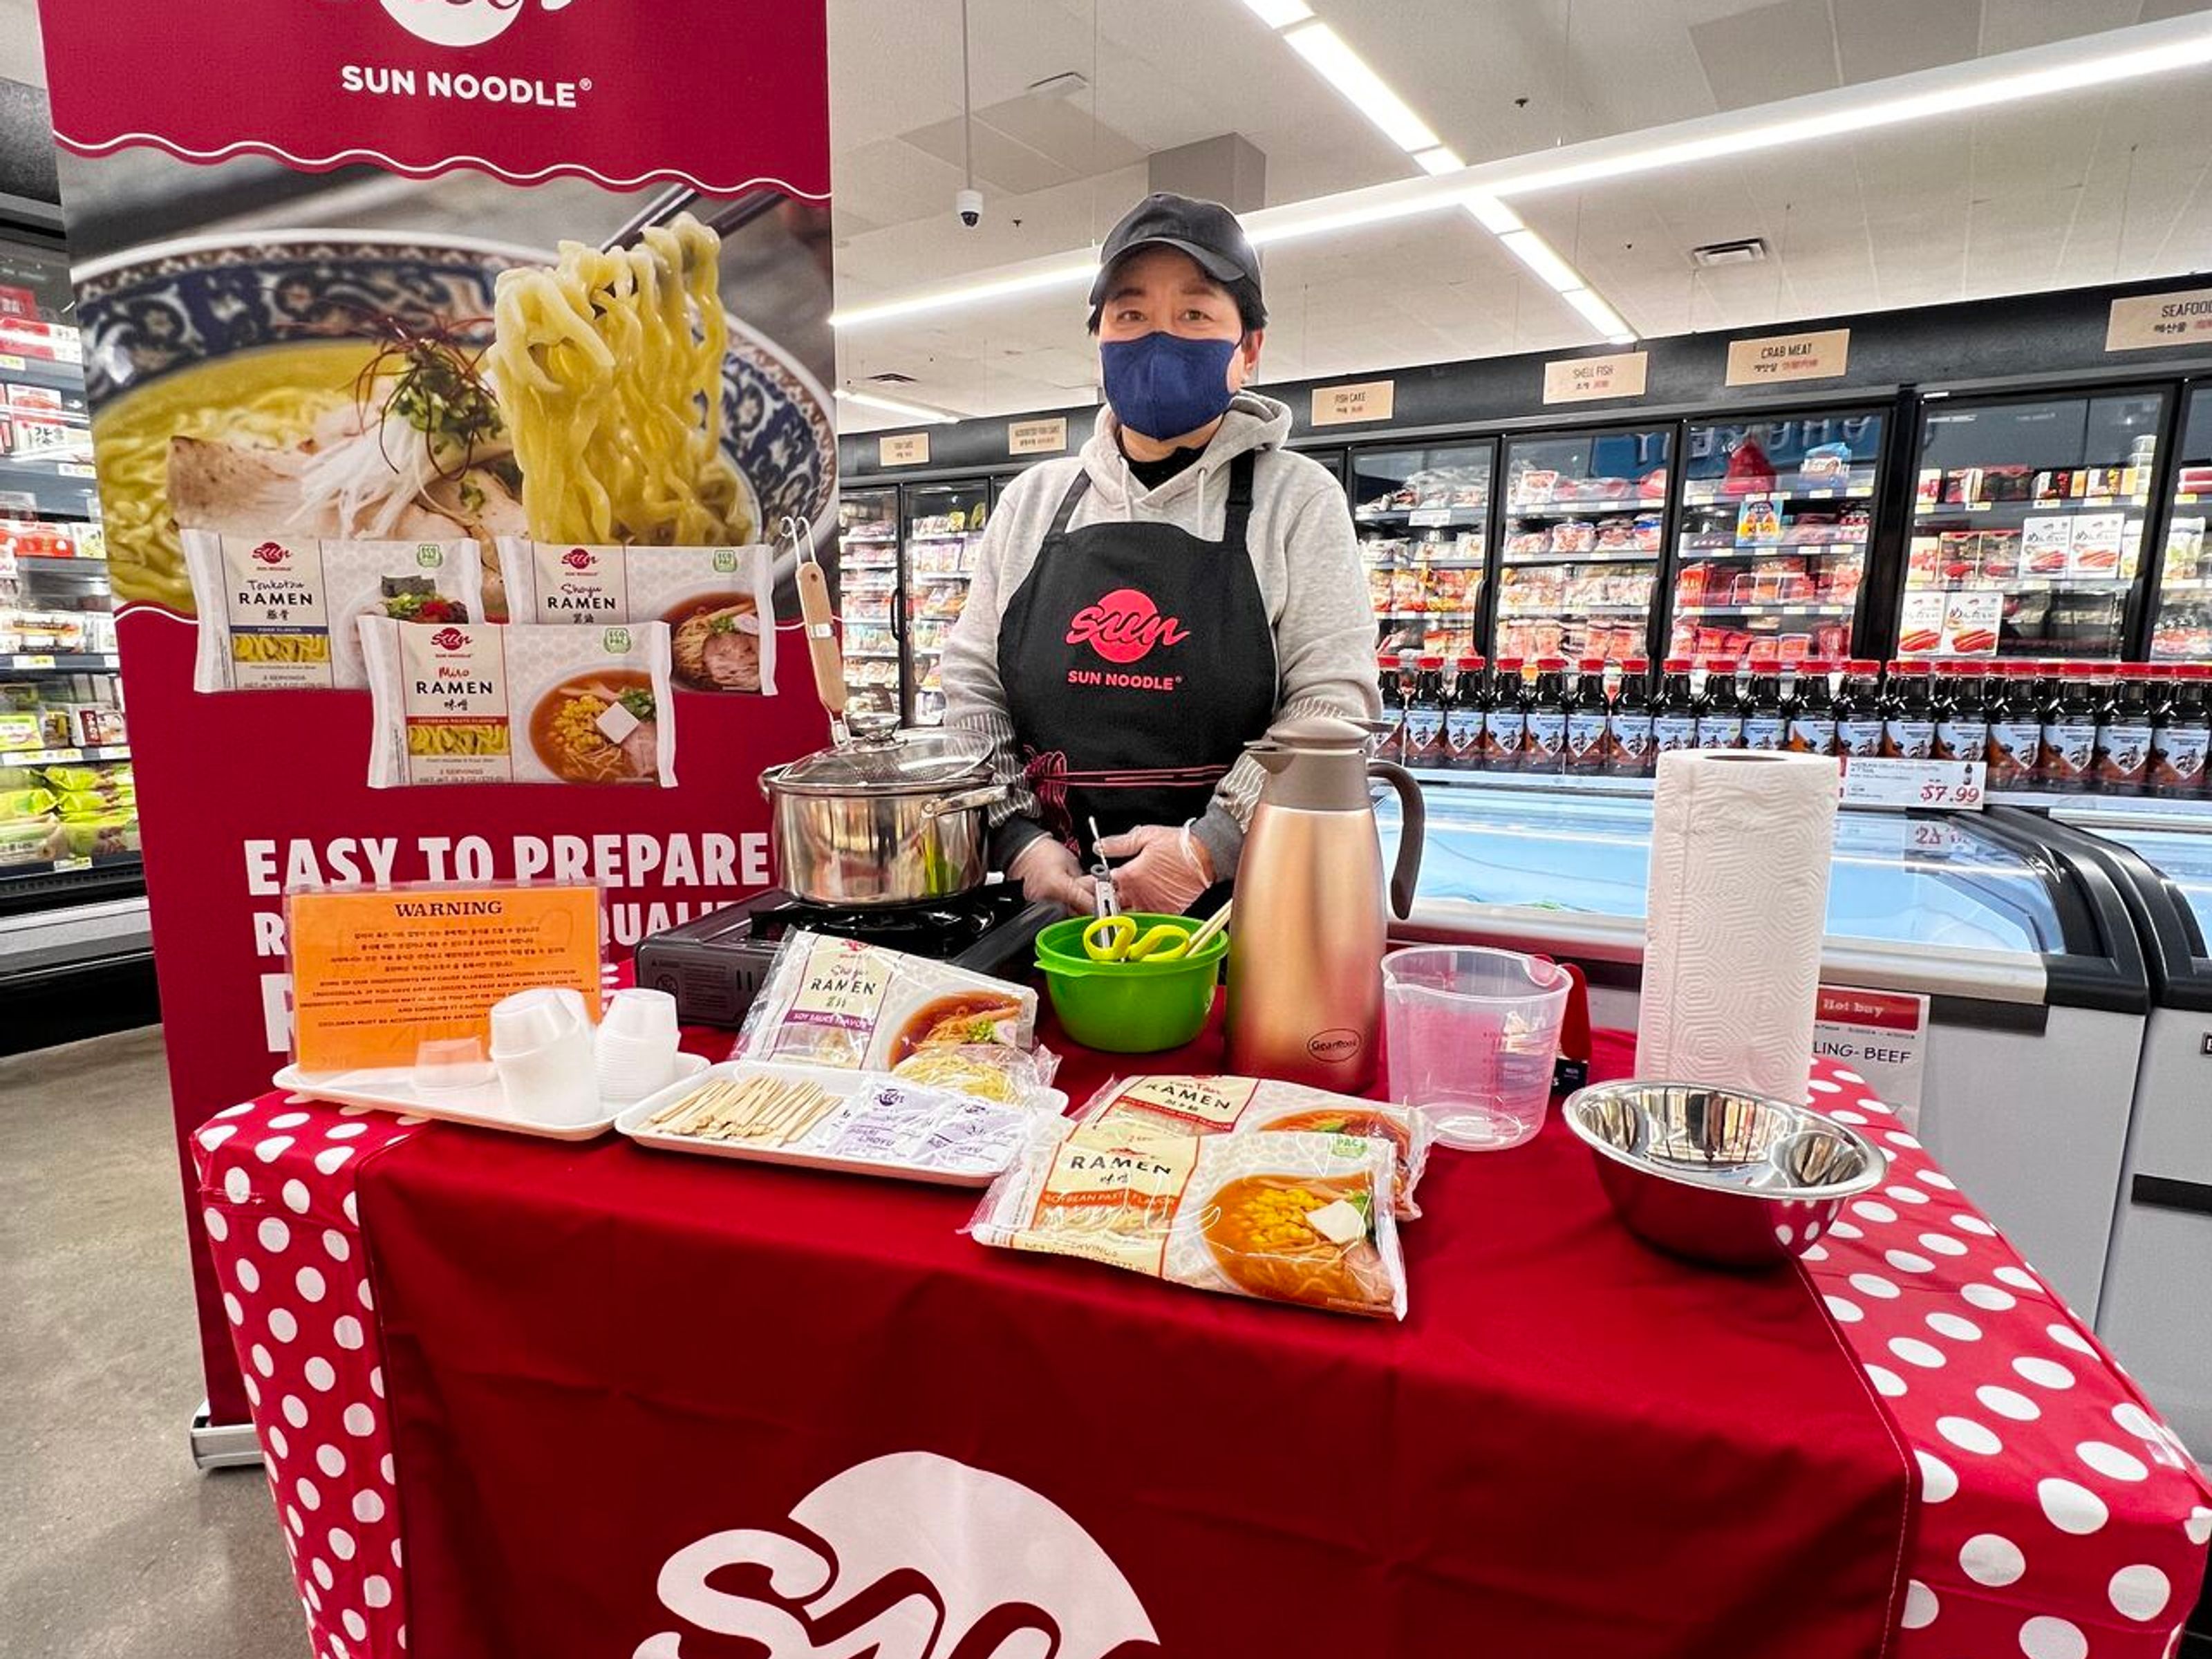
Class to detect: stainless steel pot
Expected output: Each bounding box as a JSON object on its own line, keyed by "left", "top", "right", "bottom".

{"left": 760, "top": 727, "right": 1009, "bottom": 907}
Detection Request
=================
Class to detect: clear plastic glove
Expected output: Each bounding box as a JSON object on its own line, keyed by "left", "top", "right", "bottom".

{"left": 1006, "top": 836, "right": 1100, "bottom": 915}
{"left": 1096, "top": 823, "right": 1214, "bottom": 916}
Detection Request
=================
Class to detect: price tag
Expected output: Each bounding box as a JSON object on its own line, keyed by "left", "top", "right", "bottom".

{"left": 1839, "top": 756, "right": 1986, "bottom": 812}
{"left": 6, "top": 747, "right": 84, "bottom": 767}
{"left": 8, "top": 654, "right": 55, "bottom": 669}
{"left": 0, "top": 354, "right": 24, "bottom": 371}
{"left": 1407, "top": 507, "right": 1454, "bottom": 527}
{"left": 53, "top": 855, "right": 92, "bottom": 873}
{"left": 57, "top": 462, "right": 97, "bottom": 478}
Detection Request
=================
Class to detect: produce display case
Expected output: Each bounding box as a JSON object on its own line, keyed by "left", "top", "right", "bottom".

{"left": 1349, "top": 440, "right": 1492, "bottom": 658}
{"left": 1667, "top": 409, "right": 1884, "bottom": 666}
{"left": 836, "top": 487, "right": 900, "bottom": 727}
{"left": 2148, "top": 380, "right": 2212, "bottom": 660}
{"left": 900, "top": 478, "right": 991, "bottom": 727}
{"left": 1902, "top": 388, "right": 2166, "bottom": 661}
{"left": 1493, "top": 424, "right": 1671, "bottom": 664}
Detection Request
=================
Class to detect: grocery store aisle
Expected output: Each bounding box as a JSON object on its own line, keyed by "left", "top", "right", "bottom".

{"left": 0, "top": 1027, "right": 299, "bottom": 1659}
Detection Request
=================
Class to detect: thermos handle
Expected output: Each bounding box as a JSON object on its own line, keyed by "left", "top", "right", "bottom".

{"left": 1368, "top": 760, "right": 1425, "bottom": 919}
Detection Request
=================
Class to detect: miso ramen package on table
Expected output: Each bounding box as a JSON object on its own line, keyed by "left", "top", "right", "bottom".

{"left": 1080, "top": 1076, "right": 1434, "bottom": 1219}
{"left": 498, "top": 538, "right": 776, "bottom": 693}
{"left": 736, "top": 931, "right": 1040, "bottom": 1076}
{"left": 183, "top": 531, "right": 486, "bottom": 691}
{"left": 968, "top": 1126, "right": 1407, "bottom": 1320}
{"left": 359, "top": 615, "right": 676, "bottom": 787}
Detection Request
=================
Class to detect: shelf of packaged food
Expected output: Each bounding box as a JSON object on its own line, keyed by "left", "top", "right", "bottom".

{"left": 1680, "top": 483, "right": 1876, "bottom": 506}
{"left": 1499, "top": 552, "right": 1661, "bottom": 568}
{"left": 910, "top": 570, "right": 972, "bottom": 582}
{"left": 1496, "top": 603, "right": 1649, "bottom": 617}
{"left": 1, "top": 651, "right": 119, "bottom": 672}
{"left": 0, "top": 453, "right": 96, "bottom": 478}
{"left": 1915, "top": 496, "right": 2150, "bottom": 518}
{"left": 1679, "top": 536, "right": 1868, "bottom": 555}
{"left": 906, "top": 532, "right": 977, "bottom": 545}
{"left": 0, "top": 849, "right": 143, "bottom": 888}
{"left": 1371, "top": 558, "right": 1485, "bottom": 572}
{"left": 843, "top": 530, "right": 898, "bottom": 541}
{"left": 1905, "top": 575, "right": 2134, "bottom": 594}
{"left": 1504, "top": 498, "right": 1667, "bottom": 520}
{"left": 1674, "top": 602, "right": 1856, "bottom": 619}
{"left": 2158, "top": 578, "right": 2212, "bottom": 592}
{"left": 842, "top": 651, "right": 900, "bottom": 664}
{"left": 6, "top": 553, "right": 107, "bottom": 570}
{"left": 843, "top": 561, "right": 897, "bottom": 575}
{"left": 1355, "top": 507, "right": 1488, "bottom": 525}
{"left": 0, "top": 742, "right": 129, "bottom": 766}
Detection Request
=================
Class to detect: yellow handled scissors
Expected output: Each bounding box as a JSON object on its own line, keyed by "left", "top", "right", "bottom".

{"left": 1080, "top": 915, "right": 1196, "bottom": 963}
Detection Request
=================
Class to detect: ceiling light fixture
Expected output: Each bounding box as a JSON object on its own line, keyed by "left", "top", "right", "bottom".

{"left": 1459, "top": 192, "right": 1524, "bottom": 235}
{"left": 1411, "top": 144, "right": 1465, "bottom": 176}
{"left": 1237, "top": 0, "right": 1313, "bottom": 29}
{"left": 834, "top": 387, "right": 962, "bottom": 424}
{"left": 1559, "top": 285, "right": 1636, "bottom": 345}
{"left": 1497, "top": 227, "right": 1586, "bottom": 294}
{"left": 1280, "top": 21, "right": 1442, "bottom": 153}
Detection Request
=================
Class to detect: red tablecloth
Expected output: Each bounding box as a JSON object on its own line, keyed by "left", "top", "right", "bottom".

{"left": 191, "top": 1013, "right": 2211, "bottom": 1659}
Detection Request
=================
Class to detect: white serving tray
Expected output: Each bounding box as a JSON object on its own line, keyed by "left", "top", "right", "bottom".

{"left": 273, "top": 1052, "right": 709, "bottom": 1142}
{"left": 615, "top": 1059, "right": 1068, "bottom": 1187}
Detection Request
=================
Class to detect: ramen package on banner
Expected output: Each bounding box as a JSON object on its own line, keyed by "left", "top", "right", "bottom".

{"left": 1080, "top": 1076, "right": 1434, "bottom": 1219}
{"left": 359, "top": 615, "right": 676, "bottom": 787}
{"left": 968, "top": 1126, "right": 1407, "bottom": 1320}
{"left": 498, "top": 538, "right": 776, "bottom": 693}
{"left": 735, "top": 930, "right": 1038, "bottom": 1072}
{"left": 182, "top": 530, "right": 487, "bottom": 691}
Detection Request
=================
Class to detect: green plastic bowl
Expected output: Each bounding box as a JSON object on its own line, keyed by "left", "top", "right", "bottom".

{"left": 1035, "top": 912, "right": 1228, "bottom": 1053}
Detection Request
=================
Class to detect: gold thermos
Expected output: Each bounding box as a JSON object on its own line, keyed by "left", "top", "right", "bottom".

{"left": 1224, "top": 716, "right": 1425, "bottom": 1090}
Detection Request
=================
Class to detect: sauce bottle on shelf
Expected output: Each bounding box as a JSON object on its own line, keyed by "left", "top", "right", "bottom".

{"left": 1785, "top": 659, "right": 1838, "bottom": 757}
{"left": 1484, "top": 656, "right": 1528, "bottom": 768}
{"left": 1445, "top": 655, "right": 1489, "bottom": 771}
{"left": 1984, "top": 662, "right": 2043, "bottom": 789}
{"left": 1696, "top": 658, "right": 1745, "bottom": 750}
{"left": 1652, "top": 657, "right": 1703, "bottom": 758}
{"left": 1880, "top": 659, "right": 1936, "bottom": 760}
{"left": 1376, "top": 654, "right": 1407, "bottom": 763}
{"left": 2094, "top": 662, "right": 2155, "bottom": 793}
{"left": 1741, "top": 666, "right": 1787, "bottom": 751}
{"left": 1524, "top": 655, "right": 1570, "bottom": 772}
{"left": 1403, "top": 656, "right": 1450, "bottom": 768}
{"left": 1606, "top": 657, "right": 1656, "bottom": 776}
{"left": 2036, "top": 661, "right": 2101, "bottom": 791}
{"left": 1932, "top": 660, "right": 1990, "bottom": 765}
{"left": 1565, "top": 657, "right": 1611, "bottom": 774}
{"left": 1835, "top": 659, "right": 1886, "bottom": 760}
{"left": 2149, "top": 664, "right": 2211, "bottom": 796}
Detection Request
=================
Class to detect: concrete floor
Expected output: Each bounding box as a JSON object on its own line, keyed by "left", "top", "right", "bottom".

{"left": 0, "top": 1027, "right": 302, "bottom": 1659}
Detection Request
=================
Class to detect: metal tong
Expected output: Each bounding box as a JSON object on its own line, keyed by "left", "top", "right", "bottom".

{"left": 1087, "top": 816, "right": 1119, "bottom": 918}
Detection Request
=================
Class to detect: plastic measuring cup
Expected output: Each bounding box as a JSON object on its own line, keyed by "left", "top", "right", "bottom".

{"left": 1382, "top": 946, "right": 1572, "bottom": 1150}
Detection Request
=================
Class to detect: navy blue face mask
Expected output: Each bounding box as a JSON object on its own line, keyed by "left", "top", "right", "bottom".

{"left": 1100, "top": 332, "right": 1239, "bottom": 442}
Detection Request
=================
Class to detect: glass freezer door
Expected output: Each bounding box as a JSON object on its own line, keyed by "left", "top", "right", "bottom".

{"left": 2149, "top": 384, "right": 2212, "bottom": 661}
{"left": 1350, "top": 440, "right": 1492, "bottom": 660}
{"left": 1496, "top": 426, "right": 1671, "bottom": 666}
{"left": 901, "top": 478, "right": 991, "bottom": 726}
{"left": 836, "top": 487, "right": 900, "bottom": 727}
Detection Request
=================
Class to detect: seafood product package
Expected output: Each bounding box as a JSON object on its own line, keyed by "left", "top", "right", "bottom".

{"left": 183, "top": 530, "right": 487, "bottom": 691}
{"left": 1078, "top": 1075, "right": 1434, "bottom": 1219}
{"left": 968, "top": 1125, "right": 1407, "bottom": 1320}
{"left": 735, "top": 931, "right": 1038, "bottom": 1073}
{"left": 360, "top": 615, "right": 675, "bottom": 787}
{"left": 498, "top": 539, "right": 776, "bottom": 693}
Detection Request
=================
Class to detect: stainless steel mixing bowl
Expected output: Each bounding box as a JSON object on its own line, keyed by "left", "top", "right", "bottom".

{"left": 1563, "top": 1080, "right": 1889, "bottom": 1270}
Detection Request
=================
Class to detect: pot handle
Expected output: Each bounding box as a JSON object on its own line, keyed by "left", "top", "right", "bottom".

{"left": 1368, "top": 760, "right": 1425, "bottom": 919}
{"left": 920, "top": 782, "right": 1008, "bottom": 818}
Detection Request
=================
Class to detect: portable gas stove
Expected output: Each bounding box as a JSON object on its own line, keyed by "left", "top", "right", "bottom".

{"left": 635, "top": 885, "right": 1060, "bottom": 1029}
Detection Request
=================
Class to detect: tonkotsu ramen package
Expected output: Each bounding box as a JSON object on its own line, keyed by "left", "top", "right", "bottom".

{"left": 183, "top": 530, "right": 487, "bottom": 691}
{"left": 1079, "top": 1076, "right": 1434, "bottom": 1219}
{"left": 359, "top": 615, "right": 676, "bottom": 787}
{"left": 497, "top": 538, "right": 776, "bottom": 693}
{"left": 968, "top": 1125, "right": 1407, "bottom": 1320}
{"left": 735, "top": 931, "right": 1037, "bottom": 1072}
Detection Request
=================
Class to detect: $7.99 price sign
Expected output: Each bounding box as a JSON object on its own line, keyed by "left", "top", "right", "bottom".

{"left": 1839, "top": 756, "right": 1987, "bottom": 812}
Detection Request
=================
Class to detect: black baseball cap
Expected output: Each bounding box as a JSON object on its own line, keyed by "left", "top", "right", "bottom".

{"left": 1087, "top": 192, "right": 1266, "bottom": 325}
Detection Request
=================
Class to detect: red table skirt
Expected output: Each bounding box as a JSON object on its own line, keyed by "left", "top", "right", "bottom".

{"left": 190, "top": 1010, "right": 2211, "bottom": 1659}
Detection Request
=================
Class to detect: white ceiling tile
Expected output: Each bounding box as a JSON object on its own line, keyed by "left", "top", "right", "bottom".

{"left": 1831, "top": 0, "right": 1980, "bottom": 82}
{"left": 1687, "top": 0, "right": 1841, "bottom": 111}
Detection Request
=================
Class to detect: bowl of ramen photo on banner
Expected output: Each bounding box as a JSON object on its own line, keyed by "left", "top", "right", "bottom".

{"left": 71, "top": 223, "right": 835, "bottom": 614}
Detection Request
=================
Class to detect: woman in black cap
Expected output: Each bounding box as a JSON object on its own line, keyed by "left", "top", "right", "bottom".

{"left": 939, "top": 191, "right": 1379, "bottom": 914}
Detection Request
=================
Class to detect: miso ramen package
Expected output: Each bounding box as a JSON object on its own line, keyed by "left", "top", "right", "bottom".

{"left": 736, "top": 931, "right": 1038, "bottom": 1073}
{"left": 183, "top": 530, "right": 486, "bottom": 691}
{"left": 1079, "top": 1076, "right": 1434, "bottom": 1219}
{"left": 359, "top": 615, "right": 676, "bottom": 788}
{"left": 968, "top": 1126, "right": 1407, "bottom": 1320}
{"left": 498, "top": 538, "right": 776, "bottom": 693}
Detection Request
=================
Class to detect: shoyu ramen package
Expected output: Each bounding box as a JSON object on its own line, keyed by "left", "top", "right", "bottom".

{"left": 360, "top": 616, "right": 676, "bottom": 787}
{"left": 736, "top": 931, "right": 1038, "bottom": 1072}
{"left": 1080, "top": 1076, "right": 1434, "bottom": 1219}
{"left": 968, "top": 1126, "right": 1407, "bottom": 1320}
{"left": 184, "top": 531, "right": 487, "bottom": 691}
{"left": 498, "top": 539, "right": 776, "bottom": 693}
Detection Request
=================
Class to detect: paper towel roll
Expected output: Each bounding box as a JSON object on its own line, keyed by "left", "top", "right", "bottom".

{"left": 1636, "top": 749, "right": 1839, "bottom": 1101}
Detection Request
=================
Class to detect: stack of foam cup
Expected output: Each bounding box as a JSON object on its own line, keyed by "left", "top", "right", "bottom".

{"left": 489, "top": 988, "right": 599, "bottom": 1126}
{"left": 596, "top": 987, "right": 681, "bottom": 1104}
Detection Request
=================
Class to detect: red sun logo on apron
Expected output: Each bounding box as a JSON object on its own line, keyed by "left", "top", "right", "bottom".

{"left": 1065, "top": 587, "right": 1192, "bottom": 666}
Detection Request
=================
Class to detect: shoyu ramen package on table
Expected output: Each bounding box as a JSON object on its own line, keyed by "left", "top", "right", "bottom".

{"left": 969, "top": 1126, "right": 1407, "bottom": 1320}
{"left": 498, "top": 540, "right": 776, "bottom": 693}
{"left": 737, "top": 932, "right": 1038, "bottom": 1073}
{"left": 359, "top": 616, "right": 675, "bottom": 787}
{"left": 183, "top": 531, "right": 487, "bottom": 691}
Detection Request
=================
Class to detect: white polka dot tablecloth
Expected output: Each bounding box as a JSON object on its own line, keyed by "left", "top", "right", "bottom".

{"left": 192, "top": 1056, "right": 2211, "bottom": 1659}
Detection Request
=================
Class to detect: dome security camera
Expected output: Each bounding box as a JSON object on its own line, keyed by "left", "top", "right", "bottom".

{"left": 955, "top": 188, "right": 984, "bottom": 229}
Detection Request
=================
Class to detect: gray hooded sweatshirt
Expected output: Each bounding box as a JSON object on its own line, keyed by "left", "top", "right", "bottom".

{"left": 938, "top": 391, "right": 1380, "bottom": 879}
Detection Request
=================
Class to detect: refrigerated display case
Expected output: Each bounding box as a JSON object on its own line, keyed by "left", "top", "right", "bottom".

{"left": 2148, "top": 381, "right": 2212, "bottom": 660}
{"left": 1349, "top": 440, "right": 1491, "bottom": 659}
{"left": 1494, "top": 424, "right": 1671, "bottom": 664}
{"left": 903, "top": 478, "right": 992, "bottom": 727}
{"left": 1380, "top": 782, "right": 2150, "bottom": 1318}
{"left": 837, "top": 487, "right": 901, "bottom": 727}
{"left": 1668, "top": 409, "right": 1884, "bottom": 666}
{"left": 1903, "top": 388, "right": 2165, "bottom": 662}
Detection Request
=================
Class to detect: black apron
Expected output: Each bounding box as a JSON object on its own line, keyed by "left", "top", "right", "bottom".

{"left": 997, "top": 449, "right": 1277, "bottom": 870}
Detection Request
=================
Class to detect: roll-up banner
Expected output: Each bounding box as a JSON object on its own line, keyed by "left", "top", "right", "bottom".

{"left": 33, "top": 0, "right": 836, "bottom": 1428}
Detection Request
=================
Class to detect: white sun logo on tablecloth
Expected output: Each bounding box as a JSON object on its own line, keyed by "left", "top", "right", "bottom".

{"left": 377, "top": 0, "right": 578, "bottom": 50}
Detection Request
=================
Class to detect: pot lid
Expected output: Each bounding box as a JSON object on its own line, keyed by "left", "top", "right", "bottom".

{"left": 770, "top": 726, "right": 993, "bottom": 793}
